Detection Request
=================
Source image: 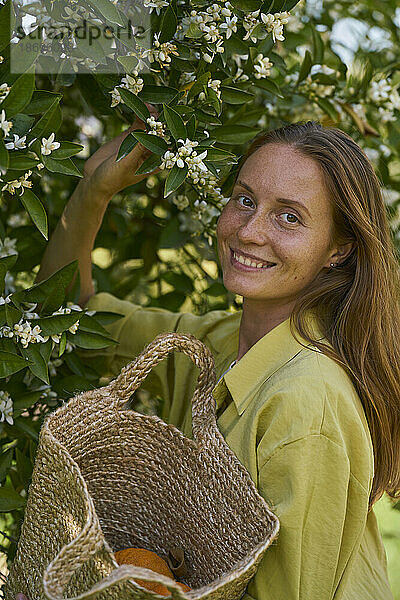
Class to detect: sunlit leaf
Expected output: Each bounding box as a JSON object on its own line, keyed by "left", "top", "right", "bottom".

{"left": 19, "top": 189, "right": 48, "bottom": 239}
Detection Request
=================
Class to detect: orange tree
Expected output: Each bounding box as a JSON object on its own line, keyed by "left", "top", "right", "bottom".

{"left": 0, "top": 0, "right": 400, "bottom": 581}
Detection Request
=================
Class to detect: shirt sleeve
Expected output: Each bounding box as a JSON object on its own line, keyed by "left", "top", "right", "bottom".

{"left": 244, "top": 434, "right": 368, "bottom": 600}
{"left": 83, "top": 292, "right": 184, "bottom": 418}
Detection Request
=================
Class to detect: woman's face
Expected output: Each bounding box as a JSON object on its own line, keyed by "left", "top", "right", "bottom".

{"left": 216, "top": 143, "right": 340, "bottom": 308}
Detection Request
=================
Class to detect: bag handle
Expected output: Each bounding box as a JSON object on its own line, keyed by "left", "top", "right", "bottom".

{"left": 99, "top": 332, "right": 218, "bottom": 446}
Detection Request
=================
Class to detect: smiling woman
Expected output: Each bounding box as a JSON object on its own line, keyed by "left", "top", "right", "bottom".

{"left": 17, "top": 121, "right": 400, "bottom": 600}
{"left": 217, "top": 141, "right": 354, "bottom": 359}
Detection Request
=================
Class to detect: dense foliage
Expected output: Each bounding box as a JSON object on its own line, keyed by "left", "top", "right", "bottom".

{"left": 0, "top": 0, "right": 399, "bottom": 586}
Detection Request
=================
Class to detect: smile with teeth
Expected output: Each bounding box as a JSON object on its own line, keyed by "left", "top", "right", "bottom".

{"left": 232, "top": 250, "right": 275, "bottom": 269}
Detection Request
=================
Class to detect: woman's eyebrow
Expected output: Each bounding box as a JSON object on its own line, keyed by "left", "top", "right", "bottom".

{"left": 236, "top": 179, "right": 311, "bottom": 218}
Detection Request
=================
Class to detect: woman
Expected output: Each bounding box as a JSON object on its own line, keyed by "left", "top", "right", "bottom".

{"left": 21, "top": 119, "right": 400, "bottom": 600}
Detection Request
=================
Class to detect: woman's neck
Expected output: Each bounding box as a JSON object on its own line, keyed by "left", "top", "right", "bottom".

{"left": 235, "top": 298, "right": 295, "bottom": 362}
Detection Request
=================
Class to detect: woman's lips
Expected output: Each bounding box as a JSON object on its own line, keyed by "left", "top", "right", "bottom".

{"left": 229, "top": 248, "right": 276, "bottom": 272}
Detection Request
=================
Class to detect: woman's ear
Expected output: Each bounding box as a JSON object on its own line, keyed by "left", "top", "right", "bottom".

{"left": 327, "top": 242, "right": 355, "bottom": 268}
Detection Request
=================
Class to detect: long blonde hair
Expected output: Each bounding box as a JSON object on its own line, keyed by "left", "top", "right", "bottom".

{"left": 240, "top": 122, "right": 400, "bottom": 511}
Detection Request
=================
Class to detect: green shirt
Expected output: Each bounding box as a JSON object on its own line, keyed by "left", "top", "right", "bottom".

{"left": 86, "top": 292, "right": 393, "bottom": 600}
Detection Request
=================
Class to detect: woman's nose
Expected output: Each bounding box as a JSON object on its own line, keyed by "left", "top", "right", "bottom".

{"left": 236, "top": 213, "right": 269, "bottom": 245}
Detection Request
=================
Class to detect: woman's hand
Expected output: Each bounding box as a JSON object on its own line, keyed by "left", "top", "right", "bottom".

{"left": 16, "top": 594, "right": 29, "bottom": 600}
{"left": 83, "top": 103, "right": 162, "bottom": 199}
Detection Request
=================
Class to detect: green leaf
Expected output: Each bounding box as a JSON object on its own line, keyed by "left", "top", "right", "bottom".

{"left": 0, "top": 351, "right": 30, "bottom": 378}
{"left": 15, "top": 448, "right": 33, "bottom": 489}
{"left": 159, "top": 5, "right": 178, "bottom": 43}
{"left": 134, "top": 153, "right": 162, "bottom": 175}
{"left": 13, "top": 391, "right": 42, "bottom": 416}
{"left": 187, "top": 72, "right": 211, "bottom": 103}
{"left": 283, "top": 0, "right": 302, "bottom": 9}
{"left": 13, "top": 416, "right": 39, "bottom": 441}
{"left": 9, "top": 32, "right": 41, "bottom": 73}
{"left": 1, "top": 68, "right": 35, "bottom": 117}
{"left": 8, "top": 154, "right": 39, "bottom": 170}
{"left": 58, "top": 331, "right": 67, "bottom": 357}
{"left": 21, "top": 344, "right": 49, "bottom": 384}
{"left": 53, "top": 374, "right": 96, "bottom": 398}
{"left": 213, "top": 125, "right": 261, "bottom": 145}
{"left": 0, "top": 447, "right": 13, "bottom": 482}
{"left": 0, "top": 138, "right": 9, "bottom": 176}
{"left": 204, "top": 147, "right": 238, "bottom": 164}
{"left": 19, "top": 189, "right": 48, "bottom": 239}
{"left": 220, "top": 86, "right": 255, "bottom": 104}
{"left": 5, "top": 303, "right": 22, "bottom": 327}
{"left": 89, "top": 311, "right": 124, "bottom": 325}
{"left": 71, "top": 330, "right": 116, "bottom": 349}
{"left": 35, "top": 312, "right": 81, "bottom": 336}
{"left": 117, "top": 55, "right": 140, "bottom": 73}
{"left": 9, "top": 113, "right": 35, "bottom": 138}
{"left": 298, "top": 50, "right": 313, "bottom": 85}
{"left": 231, "top": 0, "right": 261, "bottom": 11}
{"left": 158, "top": 216, "right": 191, "bottom": 249}
{"left": 205, "top": 281, "right": 226, "bottom": 296}
{"left": 138, "top": 85, "right": 179, "bottom": 105}
{"left": 0, "top": 0, "right": 16, "bottom": 52}
{"left": 186, "top": 114, "right": 197, "bottom": 139}
{"left": 116, "top": 133, "right": 138, "bottom": 162}
{"left": 161, "top": 271, "right": 194, "bottom": 294}
{"left": 0, "top": 254, "right": 17, "bottom": 294}
{"left": 195, "top": 110, "right": 222, "bottom": 125}
{"left": 78, "top": 313, "right": 111, "bottom": 336}
{"left": 131, "top": 132, "right": 169, "bottom": 155}
{"left": 50, "top": 142, "right": 84, "bottom": 160}
{"left": 316, "top": 98, "right": 339, "bottom": 122}
{"left": 0, "top": 486, "right": 26, "bottom": 512}
{"left": 42, "top": 155, "right": 83, "bottom": 178}
{"left": 164, "top": 163, "right": 188, "bottom": 198}
{"left": 12, "top": 261, "right": 77, "bottom": 305}
{"left": 163, "top": 104, "right": 187, "bottom": 141}
{"left": 86, "top": 0, "right": 125, "bottom": 26}
{"left": 77, "top": 74, "right": 113, "bottom": 116}
{"left": 29, "top": 99, "right": 62, "bottom": 139}
{"left": 185, "top": 22, "right": 204, "bottom": 39}
{"left": 254, "top": 78, "right": 284, "bottom": 97}
{"left": 25, "top": 90, "right": 62, "bottom": 115}
{"left": 119, "top": 88, "right": 150, "bottom": 122}
{"left": 311, "top": 24, "right": 324, "bottom": 65}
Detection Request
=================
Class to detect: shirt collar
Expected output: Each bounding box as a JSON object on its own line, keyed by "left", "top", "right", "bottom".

{"left": 213, "top": 311, "right": 327, "bottom": 416}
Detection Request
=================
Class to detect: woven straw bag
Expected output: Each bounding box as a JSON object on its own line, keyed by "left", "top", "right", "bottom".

{"left": 5, "top": 332, "right": 279, "bottom": 600}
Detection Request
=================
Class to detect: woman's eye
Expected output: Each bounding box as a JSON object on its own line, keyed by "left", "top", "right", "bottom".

{"left": 235, "top": 194, "right": 254, "bottom": 207}
{"left": 281, "top": 212, "right": 299, "bottom": 224}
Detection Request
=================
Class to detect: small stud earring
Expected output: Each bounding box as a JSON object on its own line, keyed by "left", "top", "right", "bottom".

{"left": 330, "top": 262, "right": 335, "bottom": 267}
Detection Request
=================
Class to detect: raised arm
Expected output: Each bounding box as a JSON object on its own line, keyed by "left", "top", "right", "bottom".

{"left": 36, "top": 105, "right": 160, "bottom": 307}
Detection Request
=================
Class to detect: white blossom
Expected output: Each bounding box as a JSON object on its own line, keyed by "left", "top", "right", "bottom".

{"left": 41, "top": 132, "right": 60, "bottom": 155}
{"left": 10, "top": 320, "right": 46, "bottom": 347}
{"left": 120, "top": 71, "right": 144, "bottom": 95}
{"left": 219, "top": 15, "right": 238, "bottom": 39}
{"left": 0, "top": 109, "right": 12, "bottom": 136}
{"left": 143, "top": 0, "right": 169, "bottom": 15}
{"left": 369, "top": 79, "right": 392, "bottom": 103}
{"left": 0, "top": 391, "right": 13, "bottom": 425}
{"left": 2, "top": 170, "right": 33, "bottom": 195}
{"left": 146, "top": 116, "right": 171, "bottom": 142}
{"left": 254, "top": 54, "right": 273, "bottom": 79}
{"left": 173, "top": 194, "right": 190, "bottom": 210}
{"left": 141, "top": 32, "right": 179, "bottom": 66}
{"left": 5, "top": 134, "right": 27, "bottom": 150}
{"left": 0, "top": 83, "right": 10, "bottom": 103}
{"left": 0, "top": 237, "right": 18, "bottom": 257}
{"left": 110, "top": 87, "right": 123, "bottom": 107}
